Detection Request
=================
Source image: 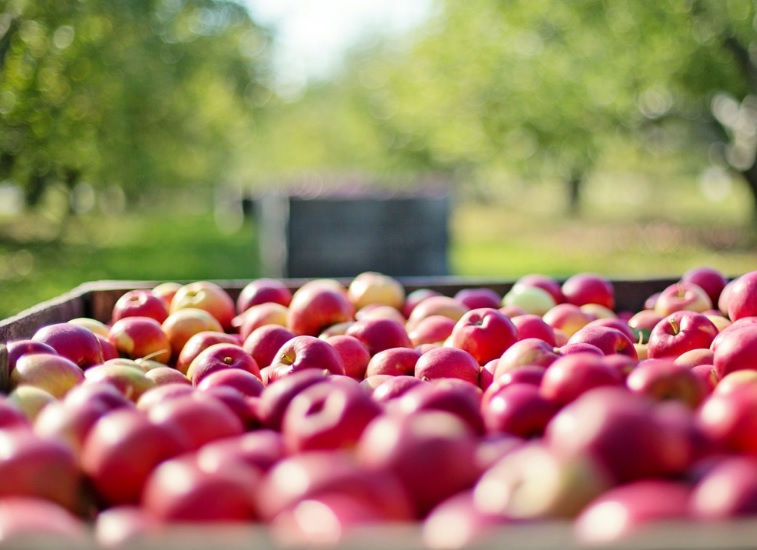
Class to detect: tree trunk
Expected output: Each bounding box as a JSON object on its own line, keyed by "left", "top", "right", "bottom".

{"left": 566, "top": 173, "right": 582, "bottom": 217}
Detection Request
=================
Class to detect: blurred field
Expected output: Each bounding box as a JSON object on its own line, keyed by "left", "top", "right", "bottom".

{"left": 1, "top": 177, "right": 756, "bottom": 321}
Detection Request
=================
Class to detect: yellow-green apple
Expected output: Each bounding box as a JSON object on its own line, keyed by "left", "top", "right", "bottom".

{"left": 561, "top": 273, "right": 615, "bottom": 310}
{"left": 242, "top": 324, "right": 296, "bottom": 370}
{"left": 0, "top": 497, "right": 87, "bottom": 543}
{"left": 368, "top": 375, "right": 426, "bottom": 404}
{"left": 7, "top": 385, "right": 57, "bottom": 421}
{"left": 574, "top": 479, "right": 692, "bottom": 545}
{"left": 267, "top": 335, "right": 345, "bottom": 383}
{"left": 484, "top": 382, "right": 559, "bottom": 437}
{"left": 161, "top": 307, "right": 224, "bottom": 361}
{"left": 152, "top": 281, "right": 182, "bottom": 309}
{"left": 706, "top": 312, "right": 731, "bottom": 332}
{"left": 32, "top": 323, "right": 103, "bottom": 368}
{"left": 347, "top": 271, "right": 405, "bottom": 311}
{"left": 391, "top": 378, "right": 484, "bottom": 435}
{"left": 10, "top": 353, "right": 84, "bottom": 399}
{"left": 540, "top": 352, "right": 624, "bottom": 406}
{"left": 515, "top": 274, "right": 565, "bottom": 304}
{"left": 725, "top": 271, "right": 757, "bottom": 321}
{"left": 6, "top": 340, "right": 57, "bottom": 374}
{"left": 281, "top": 378, "right": 382, "bottom": 452}
{"left": 236, "top": 278, "right": 293, "bottom": 314}
{"left": 83, "top": 361, "right": 156, "bottom": 403}
{"left": 682, "top": 266, "right": 729, "bottom": 307}
{"left": 197, "top": 368, "right": 265, "bottom": 397}
{"left": 144, "top": 366, "right": 190, "bottom": 387}
{"left": 407, "top": 315, "right": 456, "bottom": 347}
{"left": 627, "top": 309, "right": 664, "bottom": 344}
{"left": 405, "top": 296, "right": 469, "bottom": 332}
{"left": 236, "top": 302, "right": 289, "bottom": 340}
{"left": 68, "top": 317, "right": 110, "bottom": 338}
{"left": 494, "top": 338, "right": 560, "bottom": 378}
{"left": 365, "top": 347, "right": 422, "bottom": 378}
{"left": 287, "top": 281, "right": 355, "bottom": 336}
{"left": 626, "top": 358, "right": 707, "bottom": 408}
{"left": 256, "top": 368, "right": 331, "bottom": 430}
{"left": 542, "top": 303, "right": 595, "bottom": 338}
{"left": 0, "top": 429, "right": 81, "bottom": 512}
{"left": 81, "top": 408, "right": 188, "bottom": 505}
{"left": 111, "top": 289, "right": 168, "bottom": 324}
{"left": 511, "top": 313, "right": 556, "bottom": 345}
{"left": 323, "top": 335, "right": 370, "bottom": 380}
{"left": 356, "top": 411, "right": 480, "bottom": 518}
{"left": 402, "top": 288, "right": 441, "bottom": 319}
{"left": 474, "top": 441, "right": 611, "bottom": 521}
{"left": 646, "top": 310, "right": 718, "bottom": 359}
{"left": 447, "top": 308, "right": 518, "bottom": 366}
{"left": 414, "top": 347, "right": 480, "bottom": 385}
{"left": 654, "top": 282, "right": 713, "bottom": 316}
{"left": 580, "top": 303, "right": 616, "bottom": 320}
{"left": 141, "top": 453, "right": 259, "bottom": 523}
{"left": 185, "top": 343, "right": 260, "bottom": 386}
{"left": 712, "top": 322, "right": 757, "bottom": 379}
{"left": 501, "top": 284, "right": 556, "bottom": 316}
{"left": 169, "top": 281, "right": 236, "bottom": 331}
{"left": 176, "top": 331, "right": 242, "bottom": 373}
{"left": 345, "top": 317, "right": 412, "bottom": 356}
{"left": 690, "top": 456, "right": 757, "bottom": 519}
{"left": 567, "top": 325, "right": 637, "bottom": 358}
{"left": 108, "top": 316, "right": 171, "bottom": 364}
{"left": 697, "top": 384, "right": 757, "bottom": 454}
{"left": 454, "top": 288, "right": 502, "bottom": 310}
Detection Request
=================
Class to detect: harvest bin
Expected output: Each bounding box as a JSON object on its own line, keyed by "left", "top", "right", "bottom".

{"left": 4, "top": 276, "right": 757, "bottom": 550}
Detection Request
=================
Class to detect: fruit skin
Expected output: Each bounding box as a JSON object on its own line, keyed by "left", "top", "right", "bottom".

{"left": 540, "top": 352, "right": 624, "bottom": 406}
{"left": 243, "top": 324, "right": 296, "bottom": 370}
{"left": 345, "top": 317, "right": 412, "bottom": 356}
{"left": 176, "top": 331, "right": 242, "bottom": 374}
{"left": 408, "top": 315, "right": 457, "bottom": 347}
{"left": 161, "top": 308, "right": 224, "bottom": 362}
{"left": 627, "top": 309, "right": 664, "bottom": 344}
{"left": 543, "top": 303, "right": 596, "bottom": 338}
{"left": 447, "top": 308, "right": 519, "bottom": 366}
{"left": 108, "top": 316, "right": 172, "bottom": 364}
{"left": 267, "top": 335, "right": 345, "bottom": 383}
{"left": 561, "top": 273, "right": 615, "bottom": 310}
{"left": 494, "top": 338, "right": 560, "bottom": 378}
{"left": 405, "top": 296, "right": 469, "bottom": 331}
{"left": 402, "top": 288, "right": 441, "bottom": 319}
{"left": 515, "top": 274, "right": 565, "bottom": 305}
{"left": 511, "top": 313, "right": 556, "bottom": 346}
{"left": 6, "top": 340, "right": 58, "bottom": 374}
{"left": 482, "top": 382, "right": 559, "bottom": 438}
{"left": 454, "top": 287, "right": 502, "bottom": 310}
{"left": 111, "top": 289, "right": 169, "bottom": 324}
{"left": 712, "top": 323, "right": 757, "bottom": 380}
{"left": 501, "top": 284, "right": 556, "bottom": 316}
{"left": 726, "top": 271, "right": 757, "bottom": 321}
{"left": 646, "top": 310, "right": 718, "bottom": 359}
{"left": 625, "top": 358, "right": 708, "bottom": 409}
{"left": 236, "top": 278, "right": 293, "bottom": 314}
{"left": 0, "top": 497, "right": 88, "bottom": 542}
{"left": 681, "top": 266, "right": 728, "bottom": 307}
{"left": 697, "top": 384, "right": 757, "bottom": 454}
{"left": 690, "top": 456, "right": 757, "bottom": 519}
{"left": 654, "top": 281, "right": 712, "bottom": 316}
{"left": 185, "top": 343, "right": 260, "bottom": 385}
{"left": 170, "top": 281, "right": 237, "bottom": 331}
{"left": 567, "top": 325, "right": 637, "bottom": 358}
{"left": 287, "top": 281, "right": 355, "bottom": 337}
{"left": 414, "top": 347, "right": 480, "bottom": 385}
{"left": 322, "top": 335, "right": 371, "bottom": 380}
{"left": 197, "top": 368, "right": 265, "bottom": 397}
{"left": 236, "top": 302, "right": 289, "bottom": 341}
{"left": 257, "top": 368, "right": 332, "bottom": 430}
{"left": 83, "top": 361, "right": 156, "bottom": 403}
{"left": 32, "top": 322, "right": 104, "bottom": 368}
{"left": 347, "top": 271, "right": 405, "bottom": 311}
{"left": 10, "top": 353, "right": 85, "bottom": 398}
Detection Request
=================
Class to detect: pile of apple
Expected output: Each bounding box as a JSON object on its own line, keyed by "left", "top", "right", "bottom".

{"left": 5, "top": 267, "right": 757, "bottom": 547}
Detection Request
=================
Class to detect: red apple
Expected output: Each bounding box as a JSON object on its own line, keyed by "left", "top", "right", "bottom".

{"left": 407, "top": 315, "right": 457, "bottom": 348}
{"left": 402, "top": 288, "right": 442, "bottom": 319}
{"left": 405, "top": 296, "right": 469, "bottom": 332}
{"left": 482, "top": 383, "right": 559, "bottom": 438}
{"left": 135, "top": 383, "right": 196, "bottom": 412}
{"left": 646, "top": 310, "right": 718, "bottom": 359}
{"left": 690, "top": 456, "right": 757, "bottom": 519}
{"left": 567, "top": 325, "right": 637, "bottom": 358}
{"left": 561, "top": 273, "right": 615, "bottom": 310}
{"left": 447, "top": 308, "right": 518, "bottom": 366}
{"left": 347, "top": 271, "right": 405, "bottom": 310}
{"left": 176, "top": 331, "right": 242, "bottom": 374}
{"left": 83, "top": 361, "right": 156, "bottom": 402}
{"left": 654, "top": 281, "right": 713, "bottom": 316}
{"left": 354, "top": 303, "right": 407, "bottom": 324}
{"left": 170, "top": 280, "right": 236, "bottom": 331}
{"left": 697, "top": 384, "right": 757, "bottom": 454}
{"left": 6, "top": 340, "right": 57, "bottom": 373}
{"left": 287, "top": 281, "right": 355, "bottom": 337}
{"left": 196, "top": 368, "right": 265, "bottom": 397}
{"left": 243, "top": 324, "right": 296, "bottom": 370}
{"left": 33, "top": 396, "right": 112, "bottom": 459}
{"left": 494, "top": 338, "right": 560, "bottom": 378}
{"left": 712, "top": 323, "right": 757, "bottom": 379}
{"left": 111, "top": 289, "right": 169, "bottom": 324}
{"left": 627, "top": 309, "right": 664, "bottom": 344}
{"left": 543, "top": 303, "right": 597, "bottom": 339}
{"left": 237, "top": 278, "right": 293, "bottom": 313}
{"left": 161, "top": 308, "right": 224, "bottom": 361}
{"left": 0, "top": 395, "right": 31, "bottom": 430}
{"left": 95, "top": 333, "right": 119, "bottom": 362}
{"left": 682, "top": 266, "right": 729, "bottom": 307}
{"left": 454, "top": 287, "right": 502, "bottom": 310}
{"left": 369, "top": 375, "right": 426, "bottom": 404}
{"left": 185, "top": 342, "right": 260, "bottom": 385}
{"left": 626, "top": 358, "right": 707, "bottom": 408}
{"left": 257, "top": 368, "right": 331, "bottom": 430}
{"left": 32, "top": 322, "right": 103, "bottom": 368}
{"left": 108, "top": 316, "right": 171, "bottom": 364}
{"left": 540, "top": 352, "right": 624, "bottom": 406}
{"left": 725, "top": 270, "right": 757, "bottom": 321}
{"left": 10, "top": 353, "right": 85, "bottom": 398}
{"left": 511, "top": 314, "right": 555, "bottom": 345}
{"left": 0, "top": 497, "right": 87, "bottom": 543}
{"left": 415, "top": 347, "right": 480, "bottom": 385}
{"left": 197, "top": 430, "right": 286, "bottom": 474}
{"left": 152, "top": 281, "right": 181, "bottom": 309}
{"left": 267, "top": 335, "right": 345, "bottom": 383}
{"left": 493, "top": 364, "right": 547, "bottom": 388}
{"left": 236, "top": 302, "right": 289, "bottom": 340}
{"left": 344, "top": 317, "right": 412, "bottom": 357}
{"left": 322, "top": 334, "right": 371, "bottom": 380}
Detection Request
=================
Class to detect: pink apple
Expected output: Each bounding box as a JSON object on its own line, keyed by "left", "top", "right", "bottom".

{"left": 697, "top": 384, "right": 757, "bottom": 454}
{"left": 691, "top": 364, "right": 719, "bottom": 394}
{"left": 0, "top": 497, "right": 87, "bottom": 543}
{"left": 422, "top": 490, "right": 510, "bottom": 550}
{"left": 108, "top": 316, "right": 171, "bottom": 364}
{"left": 567, "top": 325, "right": 637, "bottom": 358}
{"left": 175, "top": 331, "right": 242, "bottom": 374}
{"left": 161, "top": 308, "right": 224, "bottom": 361}
{"left": 369, "top": 375, "right": 426, "bottom": 403}
{"left": 286, "top": 281, "right": 355, "bottom": 337}
{"left": 561, "top": 273, "right": 615, "bottom": 310}
{"left": 646, "top": 310, "right": 718, "bottom": 359}
{"left": 10, "top": 353, "right": 84, "bottom": 398}
{"left": 95, "top": 333, "right": 119, "bottom": 362}
{"left": 681, "top": 266, "right": 729, "bottom": 307}
{"left": 170, "top": 280, "right": 236, "bottom": 331}
{"left": 482, "top": 383, "right": 559, "bottom": 438}
{"left": 134, "top": 383, "right": 196, "bottom": 412}
{"left": 345, "top": 317, "right": 412, "bottom": 356}
{"left": 6, "top": 340, "right": 57, "bottom": 373}
{"left": 626, "top": 358, "right": 707, "bottom": 408}
{"left": 492, "top": 364, "right": 547, "bottom": 389}
{"left": 322, "top": 334, "right": 371, "bottom": 380}
{"left": 0, "top": 395, "right": 31, "bottom": 430}
{"left": 197, "top": 430, "right": 286, "bottom": 474}
{"left": 347, "top": 271, "right": 405, "bottom": 310}
{"left": 64, "top": 381, "right": 133, "bottom": 412}
{"left": 111, "top": 289, "right": 169, "bottom": 324}
{"left": 185, "top": 342, "right": 260, "bottom": 385}
{"left": 405, "top": 295, "right": 469, "bottom": 331}
{"left": 712, "top": 323, "right": 757, "bottom": 379}
{"left": 584, "top": 317, "right": 635, "bottom": 342}
{"left": 33, "top": 396, "right": 112, "bottom": 459}
{"left": 542, "top": 303, "right": 596, "bottom": 337}
{"left": 84, "top": 361, "right": 156, "bottom": 403}
{"left": 453, "top": 287, "right": 502, "bottom": 310}
{"left": 415, "top": 347, "right": 480, "bottom": 385}
{"left": 152, "top": 281, "right": 181, "bottom": 309}
{"left": 540, "top": 352, "right": 624, "bottom": 406}
{"left": 690, "top": 456, "right": 757, "bottom": 519}
{"left": 627, "top": 309, "right": 664, "bottom": 344}
{"left": 725, "top": 270, "right": 757, "bottom": 321}
{"left": 196, "top": 368, "right": 265, "bottom": 397}
{"left": 236, "top": 302, "right": 289, "bottom": 340}
{"left": 494, "top": 338, "right": 560, "bottom": 378}
{"left": 267, "top": 335, "right": 345, "bottom": 383}
{"left": 236, "top": 278, "right": 293, "bottom": 313}
{"left": 242, "top": 324, "right": 296, "bottom": 370}
{"left": 402, "top": 288, "right": 442, "bottom": 319}
{"left": 654, "top": 281, "right": 713, "bottom": 316}
{"left": 407, "top": 315, "right": 457, "bottom": 347}
{"left": 447, "top": 308, "right": 518, "bottom": 366}
{"left": 32, "top": 322, "right": 103, "bottom": 368}
{"left": 511, "top": 314, "right": 556, "bottom": 345}
{"left": 257, "top": 368, "right": 332, "bottom": 430}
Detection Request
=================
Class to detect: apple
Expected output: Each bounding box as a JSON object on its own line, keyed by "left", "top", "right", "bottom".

{"left": 68, "top": 317, "right": 110, "bottom": 338}
{"left": 152, "top": 281, "right": 182, "bottom": 309}
{"left": 185, "top": 342, "right": 260, "bottom": 385}
{"left": 0, "top": 429, "right": 81, "bottom": 512}
{"left": 407, "top": 315, "right": 457, "bottom": 347}
{"left": 626, "top": 358, "right": 707, "bottom": 408}
{"left": 256, "top": 368, "right": 331, "bottom": 430}
{"left": 492, "top": 364, "right": 547, "bottom": 389}
{"left": 322, "top": 335, "right": 371, "bottom": 380}
{"left": 682, "top": 266, "right": 729, "bottom": 307}
{"left": 33, "top": 396, "right": 112, "bottom": 460}
{"left": 354, "top": 304, "right": 407, "bottom": 325}
{"left": 32, "top": 322, "right": 103, "bottom": 368}
{"left": 691, "top": 364, "right": 719, "bottom": 394}
{"left": 574, "top": 479, "right": 692, "bottom": 545}
{"left": 242, "top": 326, "right": 295, "bottom": 372}
{"left": 161, "top": 308, "right": 224, "bottom": 361}
{"left": 347, "top": 271, "right": 405, "bottom": 311}
{"left": 0, "top": 497, "right": 88, "bottom": 543}
{"left": 94, "top": 333, "right": 119, "bottom": 362}
{"left": 712, "top": 323, "right": 757, "bottom": 379}
{"left": 146, "top": 392, "right": 244, "bottom": 451}
{"left": 236, "top": 278, "right": 293, "bottom": 313}
{"left": 143, "top": 366, "right": 190, "bottom": 386}
{"left": 499, "top": 304, "right": 527, "bottom": 318}
{"left": 654, "top": 281, "right": 713, "bottom": 316}
{"left": 584, "top": 317, "right": 635, "bottom": 342}
{"left": 725, "top": 270, "right": 757, "bottom": 321}
{"left": 7, "top": 385, "right": 58, "bottom": 421}
{"left": 175, "top": 331, "right": 242, "bottom": 374}
{"left": 415, "top": 347, "right": 480, "bottom": 385}
{"left": 356, "top": 410, "right": 480, "bottom": 518}
{"left": 697, "top": 384, "right": 757, "bottom": 454}
{"left": 108, "top": 316, "right": 171, "bottom": 364}
{"left": 169, "top": 280, "right": 236, "bottom": 331}
{"left": 345, "top": 317, "right": 412, "bottom": 356}
{"left": 501, "top": 284, "right": 556, "bottom": 316}
{"left": 558, "top": 342, "right": 605, "bottom": 356}
{"left": 287, "top": 281, "right": 355, "bottom": 337}
{"left": 479, "top": 359, "right": 498, "bottom": 391}
{"left": 447, "top": 308, "right": 518, "bottom": 366}
{"left": 494, "top": 338, "right": 560, "bottom": 378}
{"left": 402, "top": 288, "right": 442, "bottom": 319}
{"left": 111, "top": 289, "right": 169, "bottom": 324}
{"left": 5, "top": 340, "right": 58, "bottom": 374}
{"left": 690, "top": 456, "right": 757, "bottom": 518}
{"left": 369, "top": 375, "right": 426, "bottom": 404}
{"left": 540, "top": 352, "right": 624, "bottom": 406}
{"left": 405, "top": 296, "right": 469, "bottom": 332}
{"left": 94, "top": 505, "right": 159, "bottom": 548}
{"left": 561, "top": 273, "right": 615, "bottom": 310}
{"left": 267, "top": 335, "right": 345, "bottom": 383}
{"left": 64, "top": 381, "right": 133, "bottom": 412}
{"left": 567, "top": 325, "right": 637, "bottom": 358}
{"left": 454, "top": 287, "right": 502, "bottom": 310}
{"left": 196, "top": 368, "right": 265, "bottom": 397}
{"left": 515, "top": 274, "right": 565, "bottom": 305}
{"left": 281, "top": 378, "right": 382, "bottom": 452}
{"left": 0, "top": 395, "right": 31, "bottom": 430}
{"left": 134, "top": 383, "right": 196, "bottom": 412}
{"left": 511, "top": 314, "right": 556, "bottom": 345}
{"left": 542, "top": 303, "right": 596, "bottom": 338}
{"left": 10, "top": 353, "right": 84, "bottom": 399}
{"left": 627, "top": 309, "right": 664, "bottom": 344}
{"left": 482, "top": 383, "right": 559, "bottom": 438}
{"left": 236, "top": 302, "right": 289, "bottom": 340}
{"left": 83, "top": 361, "right": 156, "bottom": 403}
{"left": 646, "top": 310, "right": 718, "bottom": 359}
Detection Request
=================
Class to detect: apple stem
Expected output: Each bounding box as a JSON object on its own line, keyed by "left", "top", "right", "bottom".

{"left": 141, "top": 349, "right": 170, "bottom": 362}
{"left": 668, "top": 317, "right": 680, "bottom": 336}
